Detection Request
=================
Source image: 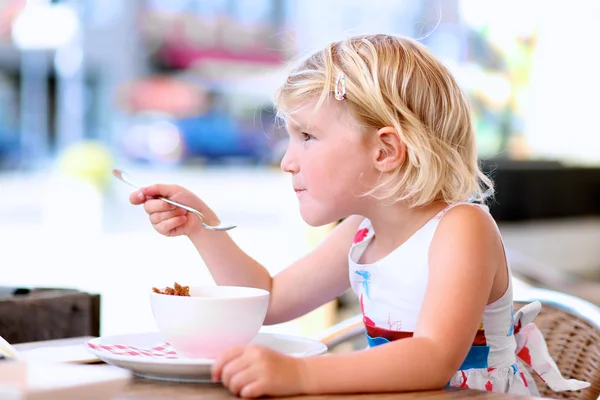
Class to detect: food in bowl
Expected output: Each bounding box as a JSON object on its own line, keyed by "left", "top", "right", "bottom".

{"left": 152, "top": 282, "right": 190, "bottom": 296}
{"left": 150, "top": 286, "right": 269, "bottom": 359}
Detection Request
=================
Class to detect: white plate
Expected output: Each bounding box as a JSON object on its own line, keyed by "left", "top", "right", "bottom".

{"left": 20, "top": 344, "right": 101, "bottom": 364}
{"left": 85, "top": 332, "right": 327, "bottom": 382}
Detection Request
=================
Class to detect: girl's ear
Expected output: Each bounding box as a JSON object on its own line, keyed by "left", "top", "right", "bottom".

{"left": 372, "top": 126, "right": 406, "bottom": 173}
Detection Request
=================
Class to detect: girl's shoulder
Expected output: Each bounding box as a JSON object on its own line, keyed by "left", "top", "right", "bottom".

{"left": 433, "top": 202, "right": 490, "bottom": 221}
{"left": 433, "top": 202, "right": 497, "bottom": 239}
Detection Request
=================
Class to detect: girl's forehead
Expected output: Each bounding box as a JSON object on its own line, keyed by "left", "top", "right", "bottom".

{"left": 285, "top": 99, "right": 346, "bottom": 130}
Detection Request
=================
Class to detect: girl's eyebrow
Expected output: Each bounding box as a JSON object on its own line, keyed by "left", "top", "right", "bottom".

{"left": 286, "top": 120, "right": 306, "bottom": 132}
{"left": 286, "top": 116, "right": 321, "bottom": 134}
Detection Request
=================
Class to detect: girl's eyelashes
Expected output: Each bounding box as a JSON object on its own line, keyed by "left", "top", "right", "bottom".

{"left": 301, "top": 132, "right": 316, "bottom": 141}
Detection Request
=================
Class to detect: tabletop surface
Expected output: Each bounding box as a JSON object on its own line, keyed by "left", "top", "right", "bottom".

{"left": 14, "top": 337, "right": 541, "bottom": 400}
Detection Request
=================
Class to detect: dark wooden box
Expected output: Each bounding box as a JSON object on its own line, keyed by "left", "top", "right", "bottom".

{"left": 0, "top": 288, "right": 100, "bottom": 344}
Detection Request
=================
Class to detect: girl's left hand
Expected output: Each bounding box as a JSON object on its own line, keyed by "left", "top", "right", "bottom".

{"left": 211, "top": 344, "right": 310, "bottom": 398}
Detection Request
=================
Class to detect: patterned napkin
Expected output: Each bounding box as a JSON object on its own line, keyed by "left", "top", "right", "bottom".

{"left": 87, "top": 342, "right": 178, "bottom": 359}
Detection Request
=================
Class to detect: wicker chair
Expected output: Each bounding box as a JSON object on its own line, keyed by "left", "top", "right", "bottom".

{"left": 315, "top": 287, "right": 600, "bottom": 400}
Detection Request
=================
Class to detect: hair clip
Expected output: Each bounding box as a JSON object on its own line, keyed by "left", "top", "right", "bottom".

{"left": 334, "top": 72, "right": 346, "bottom": 100}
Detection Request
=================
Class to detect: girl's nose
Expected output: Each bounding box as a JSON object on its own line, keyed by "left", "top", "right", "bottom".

{"left": 280, "top": 143, "right": 299, "bottom": 174}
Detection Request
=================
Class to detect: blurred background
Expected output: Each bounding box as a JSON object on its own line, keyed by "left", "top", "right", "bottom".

{"left": 0, "top": 0, "right": 599, "bottom": 341}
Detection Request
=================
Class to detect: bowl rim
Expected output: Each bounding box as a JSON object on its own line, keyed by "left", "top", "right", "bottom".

{"left": 150, "top": 285, "right": 270, "bottom": 300}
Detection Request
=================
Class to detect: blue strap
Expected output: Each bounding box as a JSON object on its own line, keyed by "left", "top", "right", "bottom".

{"left": 366, "top": 333, "right": 489, "bottom": 370}
{"left": 459, "top": 345, "right": 489, "bottom": 370}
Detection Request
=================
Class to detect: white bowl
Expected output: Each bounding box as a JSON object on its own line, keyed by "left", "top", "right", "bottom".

{"left": 150, "top": 286, "right": 269, "bottom": 359}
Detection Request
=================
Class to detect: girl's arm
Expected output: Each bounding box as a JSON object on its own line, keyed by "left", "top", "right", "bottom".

{"left": 189, "top": 215, "right": 364, "bottom": 325}
{"left": 301, "top": 205, "right": 503, "bottom": 393}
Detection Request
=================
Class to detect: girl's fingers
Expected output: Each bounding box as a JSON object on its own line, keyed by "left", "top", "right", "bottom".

{"left": 149, "top": 208, "right": 186, "bottom": 225}
{"left": 221, "top": 356, "right": 252, "bottom": 388}
{"left": 228, "top": 368, "right": 257, "bottom": 397}
{"left": 167, "top": 224, "right": 188, "bottom": 237}
{"left": 212, "top": 347, "right": 245, "bottom": 382}
{"left": 154, "top": 216, "right": 187, "bottom": 234}
{"left": 140, "top": 184, "right": 181, "bottom": 198}
{"left": 144, "top": 199, "right": 177, "bottom": 214}
{"left": 129, "top": 190, "right": 146, "bottom": 205}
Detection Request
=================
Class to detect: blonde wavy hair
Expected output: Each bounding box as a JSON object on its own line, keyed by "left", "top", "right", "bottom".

{"left": 274, "top": 34, "right": 494, "bottom": 207}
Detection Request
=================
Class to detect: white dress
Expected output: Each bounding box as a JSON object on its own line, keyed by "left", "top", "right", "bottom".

{"left": 348, "top": 203, "right": 590, "bottom": 395}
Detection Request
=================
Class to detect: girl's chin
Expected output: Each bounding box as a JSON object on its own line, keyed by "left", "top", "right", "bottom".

{"left": 299, "top": 208, "right": 340, "bottom": 227}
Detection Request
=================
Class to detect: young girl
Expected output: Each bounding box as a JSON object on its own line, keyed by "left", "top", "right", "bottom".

{"left": 129, "top": 34, "right": 589, "bottom": 398}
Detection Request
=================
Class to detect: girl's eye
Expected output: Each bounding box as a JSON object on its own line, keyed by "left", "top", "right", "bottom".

{"left": 301, "top": 132, "right": 315, "bottom": 141}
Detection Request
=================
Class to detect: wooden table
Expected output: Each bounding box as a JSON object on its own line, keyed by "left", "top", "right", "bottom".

{"left": 15, "top": 337, "right": 541, "bottom": 400}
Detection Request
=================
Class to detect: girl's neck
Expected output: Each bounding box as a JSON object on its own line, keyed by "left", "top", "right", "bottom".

{"left": 361, "top": 200, "right": 449, "bottom": 256}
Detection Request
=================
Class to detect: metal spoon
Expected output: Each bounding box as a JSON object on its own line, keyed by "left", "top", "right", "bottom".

{"left": 0, "top": 334, "right": 21, "bottom": 361}
{"left": 112, "top": 169, "right": 237, "bottom": 231}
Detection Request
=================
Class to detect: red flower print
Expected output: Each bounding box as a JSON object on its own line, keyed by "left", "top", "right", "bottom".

{"left": 360, "top": 294, "right": 376, "bottom": 326}
{"left": 353, "top": 228, "right": 369, "bottom": 244}
{"left": 485, "top": 380, "right": 493, "bottom": 391}
{"left": 514, "top": 320, "right": 522, "bottom": 335}
{"left": 363, "top": 315, "right": 376, "bottom": 327}
{"left": 360, "top": 293, "right": 365, "bottom": 313}
{"left": 520, "top": 372, "right": 529, "bottom": 387}
{"left": 459, "top": 371, "right": 469, "bottom": 388}
{"left": 517, "top": 346, "right": 532, "bottom": 366}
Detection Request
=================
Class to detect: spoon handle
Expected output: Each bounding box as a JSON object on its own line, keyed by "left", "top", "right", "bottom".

{"left": 113, "top": 169, "right": 206, "bottom": 218}
{"left": 0, "top": 335, "right": 19, "bottom": 360}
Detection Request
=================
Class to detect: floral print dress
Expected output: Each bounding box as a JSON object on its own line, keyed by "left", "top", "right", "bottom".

{"left": 349, "top": 203, "right": 590, "bottom": 395}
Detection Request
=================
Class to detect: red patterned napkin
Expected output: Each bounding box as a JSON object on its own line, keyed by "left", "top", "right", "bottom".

{"left": 87, "top": 342, "right": 178, "bottom": 359}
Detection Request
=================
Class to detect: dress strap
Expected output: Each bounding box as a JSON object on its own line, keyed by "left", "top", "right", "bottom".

{"left": 433, "top": 202, "right": 489, "bottom": 221}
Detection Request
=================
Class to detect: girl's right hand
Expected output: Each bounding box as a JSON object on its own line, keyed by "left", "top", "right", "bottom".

{"left": 129, "top": 184, "right": 217, "bottom": 237}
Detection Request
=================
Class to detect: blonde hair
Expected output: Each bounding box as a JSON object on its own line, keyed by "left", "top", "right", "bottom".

{"left": 275, "top": 34, "right": 494, "bottom": 207}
